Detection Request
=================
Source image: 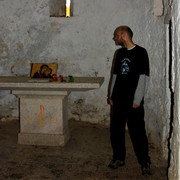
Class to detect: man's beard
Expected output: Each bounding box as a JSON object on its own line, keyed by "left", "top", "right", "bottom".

{"left": 118, "top": 42, "right": 125, "bottom": 47}
{"left": 117, "top": 38, "right": 125, "bottom": 47}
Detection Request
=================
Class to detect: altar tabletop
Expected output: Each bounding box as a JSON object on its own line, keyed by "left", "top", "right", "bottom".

{"left": 0, "top": 76, "right": 104, "bottom": 91}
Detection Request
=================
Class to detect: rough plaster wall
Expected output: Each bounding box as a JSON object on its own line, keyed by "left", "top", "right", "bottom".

{"left": 0, "top": 0, "right": 167, "bottom": 151}
{"left": 168, "top": 0, "right": 180, "bottom": 179}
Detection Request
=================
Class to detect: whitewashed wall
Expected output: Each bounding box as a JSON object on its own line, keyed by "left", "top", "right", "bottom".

{"left": 0, "top": 0, "right": 168, "bottom": 153}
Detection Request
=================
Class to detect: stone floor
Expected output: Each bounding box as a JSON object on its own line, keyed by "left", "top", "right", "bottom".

{"left": 0, "top": 119, "right": 167, "bottom": 180}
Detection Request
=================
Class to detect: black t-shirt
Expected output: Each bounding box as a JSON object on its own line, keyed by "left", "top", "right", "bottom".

{"left": 111, "top": 45, "right": 149, "bottom": 104}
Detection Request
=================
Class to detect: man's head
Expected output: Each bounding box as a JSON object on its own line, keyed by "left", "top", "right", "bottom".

{"left": 113, "top": 26, "right": 133, "bottom": 46}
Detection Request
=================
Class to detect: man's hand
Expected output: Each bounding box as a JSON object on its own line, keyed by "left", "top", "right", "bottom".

{"left": 109, "top": 99, "right": 113, "bottom": 106}
{"left": 107, "top": 97, "right": 113, "bottom": 106}
{"left": 132, "top": 103, "right": 140, "bottom": 108}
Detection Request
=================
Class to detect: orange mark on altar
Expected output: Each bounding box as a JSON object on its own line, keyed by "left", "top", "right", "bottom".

{"left": 34, "top": 105, "right": 47, "bottom": 127}
{"left": 51, "top": 117, "right": 58, "bottom": 124}
{"left": 25, "top": 105, "right": 58, "bottom": 127}
{"left": 40, "top": 105, "right": 44, "bottom": 113}
{"left": 26, "top": 115, "right": 31, "bottom": 122}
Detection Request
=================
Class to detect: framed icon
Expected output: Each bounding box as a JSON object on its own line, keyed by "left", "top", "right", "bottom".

{"left": 30, "top": 63, "right": 58, "bottom": 78}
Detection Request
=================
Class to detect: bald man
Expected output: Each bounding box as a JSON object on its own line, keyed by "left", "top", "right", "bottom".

{"left": 108, "top": 26, "right": 151, "bottom": 175}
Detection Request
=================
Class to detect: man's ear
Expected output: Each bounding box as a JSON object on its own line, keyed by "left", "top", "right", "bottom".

{"left": 121, "top": 32, "right": 127, "bottom": 40}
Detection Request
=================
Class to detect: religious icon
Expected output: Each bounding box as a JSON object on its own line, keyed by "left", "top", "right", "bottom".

{"left": 30, "top": 63, "right": 58, "bottom": 79}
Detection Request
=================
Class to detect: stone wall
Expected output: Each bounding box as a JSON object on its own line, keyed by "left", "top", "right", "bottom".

{"left": 0, "top": 0, "right": 168, "bottom": 154}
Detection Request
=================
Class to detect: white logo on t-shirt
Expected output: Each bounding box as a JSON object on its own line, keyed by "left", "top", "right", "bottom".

{"left": 121, "top": 58, "right": 131, "bottom": 74}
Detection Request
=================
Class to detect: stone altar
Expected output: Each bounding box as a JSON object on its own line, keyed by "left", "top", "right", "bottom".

{"left": 0, "top": 77, "right": 104, "bottom": 146}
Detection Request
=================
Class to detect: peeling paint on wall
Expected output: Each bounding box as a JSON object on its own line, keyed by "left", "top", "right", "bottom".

{"left": 0, "top": 44, "right": 8, "bottom": 59}
{"left": 154, "top": 0, "right": 164, "bottom": 17}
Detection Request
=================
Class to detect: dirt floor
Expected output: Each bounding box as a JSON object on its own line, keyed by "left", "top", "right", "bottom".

{"left": 0, "top": 119, "right": 167, "bottom": 180}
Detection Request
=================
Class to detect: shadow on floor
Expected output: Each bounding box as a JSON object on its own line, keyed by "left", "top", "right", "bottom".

{"left": 0, "top": 119, "right": 167, "bottom": 180}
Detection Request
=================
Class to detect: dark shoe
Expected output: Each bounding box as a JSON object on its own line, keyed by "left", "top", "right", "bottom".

{"left": 141, "top": 162, "right": 152, "bottom": 175}
{"left": 108, "top": 159, "right": 125, "bottom": 169}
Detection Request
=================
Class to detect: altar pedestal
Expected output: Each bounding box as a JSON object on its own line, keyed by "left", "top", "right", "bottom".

{"left": 0, "top": 77, "right": 104, "bottom": 146}
{"left": 13, "top": 91, "right": 69, "bottom": 146}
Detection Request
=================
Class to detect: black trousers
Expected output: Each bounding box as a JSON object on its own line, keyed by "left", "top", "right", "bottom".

{"left": 110, "top": 101, "right": 150, "bottom": 165}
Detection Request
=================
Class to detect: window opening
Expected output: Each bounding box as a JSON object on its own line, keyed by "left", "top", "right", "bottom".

{"left": 49, "top": 0, "right": 73, "bottom": 18}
